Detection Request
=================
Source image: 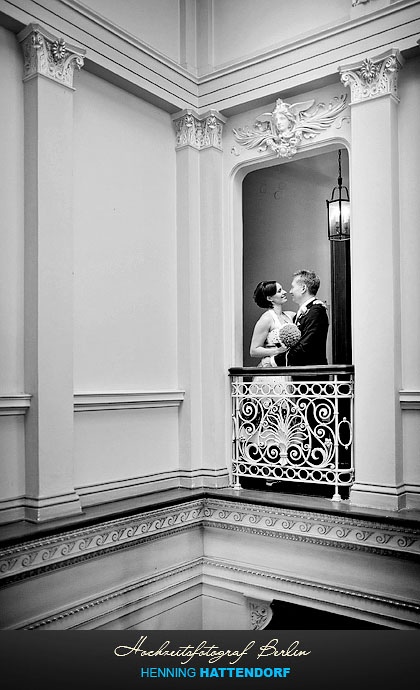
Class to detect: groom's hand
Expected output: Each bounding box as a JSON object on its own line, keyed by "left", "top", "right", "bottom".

{"left": 270, "top": 345, "right": 287, "bottom": 367}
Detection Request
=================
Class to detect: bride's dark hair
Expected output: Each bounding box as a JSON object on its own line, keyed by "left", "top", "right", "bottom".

{"left": 253, "top": 281, "right": 278, "bottom": 309}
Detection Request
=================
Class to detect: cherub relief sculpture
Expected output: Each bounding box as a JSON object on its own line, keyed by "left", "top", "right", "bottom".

{"left": 232, "top": 95, "right": 348, "bottom": 158}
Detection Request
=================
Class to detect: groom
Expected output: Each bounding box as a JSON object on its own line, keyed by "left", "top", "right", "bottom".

{"left": 273, "top": 269, "right": 328, "bottom": 367}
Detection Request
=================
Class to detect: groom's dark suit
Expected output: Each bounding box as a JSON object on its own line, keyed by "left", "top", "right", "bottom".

{"left": 274, "top": 298, "right": 328, "bottom": 366}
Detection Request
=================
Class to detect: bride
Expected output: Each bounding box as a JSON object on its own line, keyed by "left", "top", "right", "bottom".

{"left": 244, "top": 280, "right": 296, "bottom": 469}
{"left": 250, "top": 280, "right": 295, "bottom": 372}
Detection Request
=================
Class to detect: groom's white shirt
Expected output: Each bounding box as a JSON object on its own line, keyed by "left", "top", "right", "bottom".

{"left": 295, "top": 297, "right": 316, "bottom": 320}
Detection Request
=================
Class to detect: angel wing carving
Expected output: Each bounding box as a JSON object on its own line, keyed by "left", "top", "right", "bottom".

{"left": 232, "top": 95, "right": 348, "bottom": 158}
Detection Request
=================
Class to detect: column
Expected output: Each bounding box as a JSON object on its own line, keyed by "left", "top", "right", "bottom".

{"left": 172, "top": 109, "right": 229, "bottom": 487}
{"left": 18, "top": 24, "right": 85, "bottom": 521}
{"left": 340, "top": 49, "right": 404, "bottom": 509}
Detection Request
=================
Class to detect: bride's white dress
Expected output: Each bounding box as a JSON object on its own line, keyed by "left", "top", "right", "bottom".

{"left": 252, "top": 309, "right": 295, "bottom": 391}
{"left": 245, "top": 309, "right": 296, "bottom": 468}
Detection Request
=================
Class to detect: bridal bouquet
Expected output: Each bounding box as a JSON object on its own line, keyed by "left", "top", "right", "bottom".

{"left": 267, "top": 323, "right": 301, "bottom": 348}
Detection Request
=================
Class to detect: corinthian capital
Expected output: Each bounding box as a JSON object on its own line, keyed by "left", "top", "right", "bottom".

{"left": 172, "top": 109, "right": 227, "bottom": 151}
{"left": 339, "top": 49, "right": 404, "bottom": 105}
{"left": 18, "top": 23, "right": 85, "bottom": 88}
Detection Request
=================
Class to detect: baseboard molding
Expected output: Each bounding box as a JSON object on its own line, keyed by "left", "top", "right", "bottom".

{"left": 0, "top": 492, "right": 83, "bottom": 525}
{"left": 0, "top": 497, "right": 26, "bottom": 524}
{"left": 77, "top": 469, "right": 230, "bottom": 507}
{"left": 350, "top": 482, "right": 407, "bottom": 510}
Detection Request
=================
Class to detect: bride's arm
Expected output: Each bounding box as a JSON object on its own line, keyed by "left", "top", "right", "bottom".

{"left": 250, "top": 314, "right": 286, "bottom": 359}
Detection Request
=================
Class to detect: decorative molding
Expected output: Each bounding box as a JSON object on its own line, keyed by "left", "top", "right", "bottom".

{"left": 18, "top": 23, "right": 85, "bottom": 88}
{"left": 1, "top": 498, "right": 419, "bottom": 585}
{"left": 202, "top": 499, "right": 420, "bottom": 556}
{"left": 232, "top": 95, "right": 348, "bottom": 159}
{"left": 0, "top": 395, "right": 31, "bottom": 416}
{"left": 20, "top": 558, "right": 203, "bottom": 630}
{"left": 339, "top": 49, "right": 404, "bottom": 104}
{"left": 399, "top": 390, "right": 420, "bottom": 410}
{"left": 0, "top": 500, "right": 205, "bottom": 583}
{"left": 15, "top": 555, "right": 420, "bottom": 630}
{"left": 203, "top": 558, "right": 420, "bottom": 622}
{"left": 248, "top": 599, "right": 273, "bottom": 630}
{"left": 76, "top": 468, "right": 229, "bottom": 507}
{"left": 172, "top": 109, "right": 227, "bottom": 150}
{"left": 1, "top": 0, "right": 418, "bottom": 113}
{"left": 74, "top": 390, "right": 185, "bottom": 412}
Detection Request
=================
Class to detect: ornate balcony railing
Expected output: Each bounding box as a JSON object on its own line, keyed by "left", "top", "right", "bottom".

{"left": 229, "top": 365, "right": 354, "bottom": 501}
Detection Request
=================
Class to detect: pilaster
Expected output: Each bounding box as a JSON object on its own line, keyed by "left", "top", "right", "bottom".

{"left": 18, "top": 24, "right": 85, "bottom": 521}
{"left": 340, "top": 49, "right": 404, "bottom": 509}
{"left": 172, "top": 109, "right": 229, "bottom": 488}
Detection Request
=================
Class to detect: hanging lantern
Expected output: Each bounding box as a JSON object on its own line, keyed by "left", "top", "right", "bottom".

{"left": 326, "top": 149, "right": 350, "bottom": 241}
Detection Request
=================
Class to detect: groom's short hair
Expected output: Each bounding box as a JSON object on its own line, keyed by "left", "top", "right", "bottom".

{"left": 294, "top": 270, "right": 320, "bottom": 296}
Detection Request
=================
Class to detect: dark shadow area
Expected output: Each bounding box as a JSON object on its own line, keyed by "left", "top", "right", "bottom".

{"left": 239, "top": 476, "right": 350, "bottom": 501}
{"left": 265, "top": 599, "right": 390, "bottom": 630}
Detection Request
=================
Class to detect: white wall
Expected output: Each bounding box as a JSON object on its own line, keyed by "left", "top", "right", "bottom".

{"left": 212, "top": 0, "right": 350, "bottom": 68}
{"left": 398, "top": 55, "right": 420, "bottom": 495}
{"left": 73, "top": 70, "right": 178, "bottom": 391}
{"left": 399, "top": 56, "right": 420, "bottom": 391}
{"left": 80, "top": 0, "right": 181, "bottom": 62}
{"left": 0, "top": 27, "right": 25, "bottom": 510}
{"left": 73, "top": 70, "right": 180, "bottom": 500}
{"left": 0, "top": 27, "right": 24, "bottom": 393}
{"left": 242, "top": 150, "right": 348, "bottom": 366}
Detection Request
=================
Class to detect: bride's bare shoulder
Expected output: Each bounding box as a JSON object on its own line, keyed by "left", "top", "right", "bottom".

{"left": 284, "top": 310, "right": 296, "bottom": 319}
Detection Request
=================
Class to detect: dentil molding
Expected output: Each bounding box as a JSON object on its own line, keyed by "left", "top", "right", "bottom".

{"left": 18, "top": 23, "right": 85, "bottom": 88}
{"left": 339, "top": 48, "right": 404, "bottom": 104}
{"left": 172, "top": 110, "right": 227, "bottom": 151}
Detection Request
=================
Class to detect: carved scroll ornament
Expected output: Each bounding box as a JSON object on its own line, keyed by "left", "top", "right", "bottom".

{"left": 232, "top": 95, "right": 348, "bottom": 159}
{"left": 18, "top": 23, "right": 85, "bottom": 88}
{"left": 340, "top": 50, "right": 404, "bottom": 104}
{"left": 172, "top": 110, "right": 226, "bottom": 151}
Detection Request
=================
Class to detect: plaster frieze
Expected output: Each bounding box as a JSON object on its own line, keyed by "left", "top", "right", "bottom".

{"left": 232, "top": 95, "right": 348, "bottom": 159}
{"left": 1, "top": 497, "right": 419, "bottom": 584}
{"left": 339, "top": 49, "right": 404, "bottom": 104}
{"left": 18, "top": 23, "right": 85, "bottom": 88}
{"left": 172, "top": 110, "right": 227, "bottom": 151}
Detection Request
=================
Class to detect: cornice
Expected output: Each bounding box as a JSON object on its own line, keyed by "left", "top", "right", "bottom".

{"left": 1, "top": 0, "right": 419, "bottom": 114}
{"left": 203, "top": 557, "right": 420, "bottom": 617}
{"left": 74, "top": 390, "right": 185, "bottom": 412}
{"left": 1, "top": 497, "right": 419, "bottom": 585}
{"left": 21, "top": 558, "right": 203, "bottom": 629}
{"left": 18, "top": 554, "right": 420, "bottom": 630}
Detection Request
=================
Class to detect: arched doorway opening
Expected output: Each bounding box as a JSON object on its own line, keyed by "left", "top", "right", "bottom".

{"left": 242, "top": 148, "right": 351, "bottom": 367}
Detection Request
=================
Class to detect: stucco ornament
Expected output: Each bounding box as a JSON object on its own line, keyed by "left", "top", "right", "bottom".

{"left": 249, "top": 600, "right": 273, "bottom": 630}
{"left": 172, "top": 110, "right": 226, "bottom": 150}
{"left": 232, "top": 95, "right": 348, "bottom": 158}
{"left": 340, "top": 51, "right": 403, "bottom": 104}
{"left": 18, "top": 24, "right": 85, "bottom": 88}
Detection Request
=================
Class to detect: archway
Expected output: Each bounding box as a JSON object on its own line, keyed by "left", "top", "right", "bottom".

{"left": 241, "top": 148, "right": 351, "bottom": 367}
